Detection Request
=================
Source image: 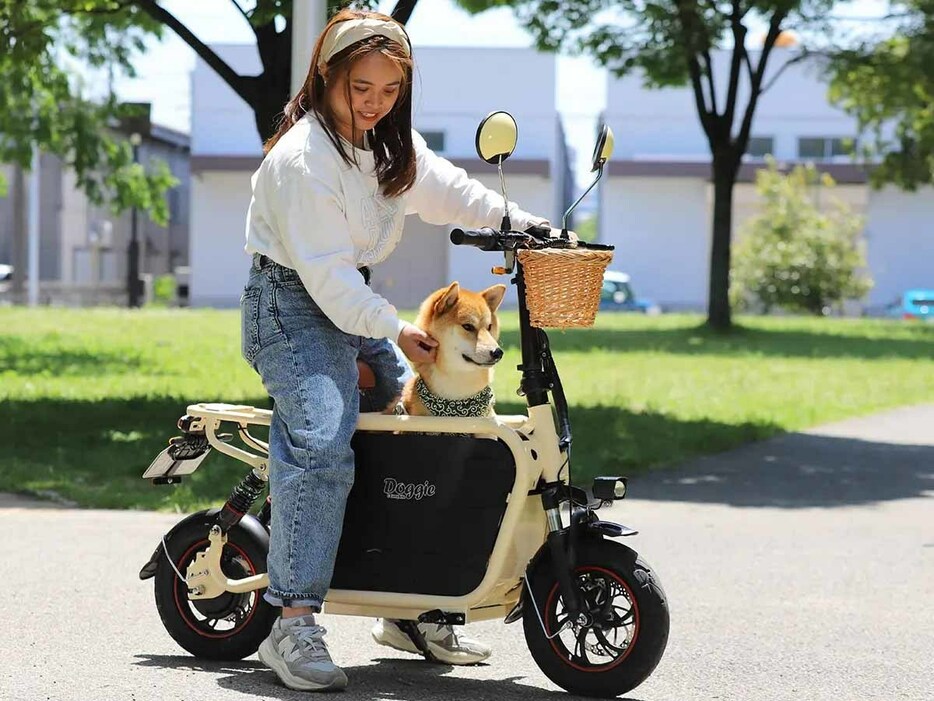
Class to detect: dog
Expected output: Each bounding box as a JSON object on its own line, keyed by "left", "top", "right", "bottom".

{"left": 396, "top": 281, "right": 506, "bottom": 418}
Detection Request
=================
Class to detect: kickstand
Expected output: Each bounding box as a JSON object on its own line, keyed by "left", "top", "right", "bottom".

{"left": 395, "top": 620, "right": 439, "bottom": 663}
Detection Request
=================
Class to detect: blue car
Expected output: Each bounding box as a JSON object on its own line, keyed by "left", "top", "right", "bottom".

{"left": 600, "top": 271, "right": 662, "bottom": 314}
{"left": 888, "top": 289, "right": 934, "bottom": 321}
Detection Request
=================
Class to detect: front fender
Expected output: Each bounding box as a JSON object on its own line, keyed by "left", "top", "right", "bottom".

{"left": 138, "top": 508, "right": 269, "bottom": 580}
{"left": 509, "top": 517, "right": 638, "bottom": 621}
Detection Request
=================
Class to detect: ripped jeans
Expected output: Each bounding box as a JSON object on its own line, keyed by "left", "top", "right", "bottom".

{"left": 240, "top": 254, "right": 412, "bottom": 609}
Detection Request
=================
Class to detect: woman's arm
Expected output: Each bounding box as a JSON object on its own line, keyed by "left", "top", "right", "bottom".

{"left": 405, "top": 131, "right": 549, "bottom": 231}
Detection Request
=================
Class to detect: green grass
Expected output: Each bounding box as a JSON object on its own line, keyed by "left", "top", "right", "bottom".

{"left": 1, "top": 307, "right": 932, "bottom": 511}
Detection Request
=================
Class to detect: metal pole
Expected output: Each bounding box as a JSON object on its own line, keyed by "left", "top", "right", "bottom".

{"left": 27, "top": 145, "right": 40, "bottom": 307}
{"left": 291, "top": 0, "right": 328, "bottom": 96}
{"left": 128, "top": 134, "right": 142, "bottom": 308}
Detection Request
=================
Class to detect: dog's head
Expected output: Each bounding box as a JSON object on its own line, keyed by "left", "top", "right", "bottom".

{"left": 415, "top": 282, "right": 507, "bottom": 373}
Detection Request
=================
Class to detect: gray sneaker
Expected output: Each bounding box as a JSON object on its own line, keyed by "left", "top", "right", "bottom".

{"left": 258, "top": 615, "right": 348, "bottom": 691}
{"left": 371, "top": 618, "right": 492, "bottom": 665}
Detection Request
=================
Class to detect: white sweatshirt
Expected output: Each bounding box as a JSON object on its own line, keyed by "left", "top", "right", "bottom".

{"left": 244, "top": 113, "right": 546, "bottom": 341}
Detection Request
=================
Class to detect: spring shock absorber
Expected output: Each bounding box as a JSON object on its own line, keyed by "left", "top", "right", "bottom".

{"left": 216, "top": 470, "right": 267, "bottom": 533}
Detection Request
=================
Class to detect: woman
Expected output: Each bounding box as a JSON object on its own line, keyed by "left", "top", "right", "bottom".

{"left": 242, "top": 8, "right": 550, "bottom": 691}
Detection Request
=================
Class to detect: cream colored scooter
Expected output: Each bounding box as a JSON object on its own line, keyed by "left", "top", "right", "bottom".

{"left": 138, "top": 114, "right": 669, "bottom": 698}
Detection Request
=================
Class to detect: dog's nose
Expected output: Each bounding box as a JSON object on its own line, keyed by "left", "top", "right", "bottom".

{"left": 490, "top": 347, "right": 504, "bottom": 361}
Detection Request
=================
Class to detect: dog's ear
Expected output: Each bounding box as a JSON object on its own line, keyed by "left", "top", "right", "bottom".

{"left": 434, "top": 282, "right": 460, "bottom": 316}
{"left": 481, "top": 284, "right": 507, "bottom": 312}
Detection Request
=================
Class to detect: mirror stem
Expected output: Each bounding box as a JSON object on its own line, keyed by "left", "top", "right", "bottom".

{"left": 561, "top": 166, "right": 604, "bottom": 238}
{"left": 498, "top": 156, "right": 512, "bottom": 231}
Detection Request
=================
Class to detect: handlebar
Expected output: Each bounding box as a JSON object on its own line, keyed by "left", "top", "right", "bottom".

{"left": 450, "top": 227, "right": 614, "bottom": 252}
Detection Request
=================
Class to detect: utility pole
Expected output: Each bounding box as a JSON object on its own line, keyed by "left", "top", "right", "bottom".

{"left": 291, "top": 0, "right": 328, "bottom": 95}
{"left": 127, "top": 133, "right": 143, "bottom": 308}
{"left": 27, "top": 145, "right": 40, "bottom": 307}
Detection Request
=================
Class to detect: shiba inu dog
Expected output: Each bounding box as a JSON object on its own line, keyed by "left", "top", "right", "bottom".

{"left": 397, "top": 281, "right": 506, "bottom": 417}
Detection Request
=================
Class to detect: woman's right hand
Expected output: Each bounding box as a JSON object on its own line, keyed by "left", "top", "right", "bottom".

{"left": 397, "top": 323, "right": 438, "bottom": 364}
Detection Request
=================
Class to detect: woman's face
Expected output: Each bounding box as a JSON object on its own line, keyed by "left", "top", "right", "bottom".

{"left": 326, "top": 51, "right": 404, "bottom": 146}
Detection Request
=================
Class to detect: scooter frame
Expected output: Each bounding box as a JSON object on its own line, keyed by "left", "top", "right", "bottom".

{"left": 145, "top": 252, "right": 634, "bottom": 627}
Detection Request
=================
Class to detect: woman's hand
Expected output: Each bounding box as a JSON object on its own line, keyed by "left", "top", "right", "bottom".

{"left": 398, "top": 324, "right": 438, "bottom": 364}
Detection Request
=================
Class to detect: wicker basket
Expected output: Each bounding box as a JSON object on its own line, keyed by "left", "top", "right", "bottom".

{"left": 517, "top": 248, "right": 614, "bottom": 328}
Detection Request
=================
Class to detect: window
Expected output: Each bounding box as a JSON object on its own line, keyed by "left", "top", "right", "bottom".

{"left": 797, "top": 137, "right": 856, "bottom": 161}
{"left": 421, "top": 130, "right": 445, "bottom": 152}
{"left": 745, "top": 137, "right": 774, "bottom": 159}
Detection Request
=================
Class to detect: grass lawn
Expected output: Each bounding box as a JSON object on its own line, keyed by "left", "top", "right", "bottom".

{"left": 1, "top": 307, "right": 932, "bottom": 511}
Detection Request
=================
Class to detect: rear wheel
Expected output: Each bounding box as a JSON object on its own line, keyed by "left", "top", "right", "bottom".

{"left": 523, "top": 539, "right": 669, "bottom": 697}
{"left": 153, "top": 512, "right": 276, "bottom": 660}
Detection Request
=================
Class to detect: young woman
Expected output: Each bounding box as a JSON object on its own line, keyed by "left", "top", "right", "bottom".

{"left": 241, "top": 9, "right": 551, "bottom": 692}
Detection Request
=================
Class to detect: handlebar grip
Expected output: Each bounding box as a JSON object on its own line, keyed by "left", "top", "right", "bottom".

{"left": 450, "top": 227, "right": 500, "bottom": 250}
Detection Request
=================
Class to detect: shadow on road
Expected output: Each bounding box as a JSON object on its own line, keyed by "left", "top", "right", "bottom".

{"left": 631, "top": 432, "right": 934, "bottom": 508}
{"left": 133, "top": 654, "right": 649, "bottom": 701}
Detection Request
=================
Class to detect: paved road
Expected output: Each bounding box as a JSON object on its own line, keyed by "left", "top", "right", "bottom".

{"left": 1, "top": 404, "right": 931, "bottom": 701}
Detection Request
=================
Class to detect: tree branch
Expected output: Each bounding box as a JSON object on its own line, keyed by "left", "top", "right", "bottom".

{"left": 723, "top": 0, "right": 747, "bottom": 129}
{"left": 132, "top": 0, "right": 257, "bottom": 108}
{"left": 675, "top": 1, "right": 714, "bottom": 137}
{"left": 229, "top": 0, "right": 251, "bottom": 25}
{"left": 391, "top": 0, "right": 419, "bottom": 25}
{"left": 736, "top": 10, "right": 787, "bottom": 150}
{"left": 760, "top": 51, "right": 819, "bottom": 94}
{"left": 702, "top": 49, "right": 718, "bottom": 116}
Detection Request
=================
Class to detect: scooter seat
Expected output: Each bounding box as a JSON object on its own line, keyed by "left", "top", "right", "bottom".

{"left": 357, "top": 360, "right": 376, "bottom": 390}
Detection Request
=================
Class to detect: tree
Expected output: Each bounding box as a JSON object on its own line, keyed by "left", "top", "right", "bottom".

{"left": 455, "top": 0, "right": 859, "bottom": 331}
{"left": 0, "top": 0, "right": 421, "bottom": 220}
{"left": 730, "top": 158, "right": 872, "bottom": 315}
{"left": 827, "top": 1, "right": 934, "bottom": 190}
{"left": 0, "top": 1, "right": 175, "bottom": 223}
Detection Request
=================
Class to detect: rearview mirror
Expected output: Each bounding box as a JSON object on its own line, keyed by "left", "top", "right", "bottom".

{"left": 475, "top": 111, "right": 518, "bottom": 165}
{"left": 562, "top": 123, "right": 615, "bottom": 238}
{"left": 591, "top": 124, "right": 615, "bottom": 172}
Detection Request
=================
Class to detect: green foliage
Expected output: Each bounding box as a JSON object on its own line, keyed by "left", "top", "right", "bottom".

{"left": 827, "top": 1, "right": 934, "bottom": 189}
{"left": 151, "top": 273, "right": 176, "bottom": 306}
{"left": 731, "top": 159, "right": 873, "bottom": 315}
{"left": 0, "top": 1, "right": 175, "bottom": 224}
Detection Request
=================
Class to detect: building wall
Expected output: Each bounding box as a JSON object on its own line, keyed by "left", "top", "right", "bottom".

{"left": 602, "top": 177, "right": 710, "bottom": 310}
{"left": 865, "top": 186, "right": 934, "bottom": 307}
{"left": 189, "top": 171, "right": 254, "bottom": 307}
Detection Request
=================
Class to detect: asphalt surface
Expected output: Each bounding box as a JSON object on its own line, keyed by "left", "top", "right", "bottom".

{"left": 1, "top": 404, "right": 931, "bottom": 701}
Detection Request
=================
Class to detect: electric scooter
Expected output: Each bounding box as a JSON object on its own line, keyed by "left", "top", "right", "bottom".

{"left": 138, "top": 112, "right": 669, "bottom": 697}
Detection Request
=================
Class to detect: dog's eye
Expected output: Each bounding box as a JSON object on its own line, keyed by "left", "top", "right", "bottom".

{"left": 462, "top": 323, "right": 476, "bottom": 333}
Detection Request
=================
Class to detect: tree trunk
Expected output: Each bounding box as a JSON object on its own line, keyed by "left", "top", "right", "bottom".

{"left": 707, "top": 158, "right": 737, "bottom": 331}
{"left": 254, "top": 87, "right": 291, "bottom": 144}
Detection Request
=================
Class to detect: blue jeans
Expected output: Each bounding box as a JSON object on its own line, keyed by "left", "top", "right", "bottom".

{"left": 241, "top": 254, "right": 413, "bottom": 609}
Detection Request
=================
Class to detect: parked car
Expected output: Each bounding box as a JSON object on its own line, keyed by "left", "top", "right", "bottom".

{"left": 887, "top": 289, "right": 934, "bottom": 321}
{"left": 600, "top": 270, "right": 662, "bottom": 315}
{"left": 0, "top": 263, "right": 12, "bottom": 294}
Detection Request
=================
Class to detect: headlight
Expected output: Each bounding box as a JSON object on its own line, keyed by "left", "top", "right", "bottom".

{"left": 592, "top": 476, "right": 628, "bottom": 501}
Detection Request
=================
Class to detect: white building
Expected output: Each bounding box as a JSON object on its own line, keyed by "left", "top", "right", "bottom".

{"left": 600, "top": 48, "right": 934, "bottom": 312}
{"left": 189, "top": 45, "right": 571, "bottom": 308}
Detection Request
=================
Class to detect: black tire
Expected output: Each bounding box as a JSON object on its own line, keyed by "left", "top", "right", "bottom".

{"left": 523, "top": 538, "right": 669, "bottom": 698}
{"left": 153, "top": 511, "right": 277, "bottom": 660}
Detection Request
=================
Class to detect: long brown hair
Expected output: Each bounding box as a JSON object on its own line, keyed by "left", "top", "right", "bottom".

{"left": 264, "top": 9, "right": 416, "bottom": 198}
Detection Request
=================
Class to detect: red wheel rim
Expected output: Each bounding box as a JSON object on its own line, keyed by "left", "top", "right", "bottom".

{"left": 543, "top": 566, "right": 640, "bottom": 672}
{"left": 172, "top": 540, "right": 261, "bottom": 639}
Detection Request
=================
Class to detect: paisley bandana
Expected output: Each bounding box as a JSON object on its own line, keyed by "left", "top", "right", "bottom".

{"left": 415, "top": 378, "right": 494, "bottom": 418}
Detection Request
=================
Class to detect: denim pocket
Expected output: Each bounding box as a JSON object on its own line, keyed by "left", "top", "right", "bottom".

{"left": 240, "top": 287, "right": 261, "bottom": 364}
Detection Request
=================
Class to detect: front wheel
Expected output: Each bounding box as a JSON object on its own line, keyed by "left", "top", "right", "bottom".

{"left": 523, "top": 538, "right": 669, "bottom": 697}
{"left": 153, "top": 511, "right": 277, "bottom": 660}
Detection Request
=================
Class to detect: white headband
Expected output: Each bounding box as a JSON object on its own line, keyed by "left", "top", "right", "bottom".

{"left": 318, "top": 18, "right": 411, "bottom": 69}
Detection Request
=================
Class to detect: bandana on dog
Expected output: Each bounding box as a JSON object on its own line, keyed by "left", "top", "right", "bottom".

{"left": 415, "top": 378, "right": 494, "bottom": 418}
